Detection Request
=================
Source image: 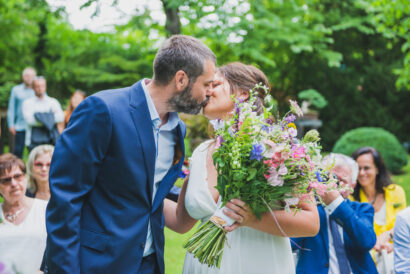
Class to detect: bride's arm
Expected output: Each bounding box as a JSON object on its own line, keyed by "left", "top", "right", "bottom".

{"left": 163, "top": 177, "right": 197, "bottom": 234}
{"left": 224, "top": 195, "right": 320, "bottom": 237}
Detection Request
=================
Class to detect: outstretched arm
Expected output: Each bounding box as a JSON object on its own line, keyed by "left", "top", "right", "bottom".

{"left": 224, "top": 194, "right": 320, "bottom": 237}
{"left": 163, "top": 177, "right": 197, "bottom": 233}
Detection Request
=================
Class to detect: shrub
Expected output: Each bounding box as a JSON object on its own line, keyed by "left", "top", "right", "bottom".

{"left": 333, "top": 127, "right": 408, "bottom": 174}
{"left": 298, "top": 89, "right": 328, "bottom": 109}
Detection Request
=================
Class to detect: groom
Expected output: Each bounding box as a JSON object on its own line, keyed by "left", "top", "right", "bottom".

{"left": 45, "top": 35, "right": 216, "bottom": 273}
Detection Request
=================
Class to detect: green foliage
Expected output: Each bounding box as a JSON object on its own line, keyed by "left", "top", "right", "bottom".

{"left": 333, "top": 127, "right": 408, "bottom": 173}
{"left": 0, "top": 0, "right": 408, "bottom": 151}
{"left": 180, "top": 114, "right": 211, "bottom": 155}
{"left": 298, "top": 89, "right": 328, "bottom": 109}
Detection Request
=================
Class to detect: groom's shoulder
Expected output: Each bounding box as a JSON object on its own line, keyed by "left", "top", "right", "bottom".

{"left": 92, "top": 83, "right": 139, "bottom": 105}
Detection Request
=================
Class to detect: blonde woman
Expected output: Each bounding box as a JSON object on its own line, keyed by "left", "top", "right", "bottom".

{"left": 26, "top": 144, "right": 54, "bottom": 200}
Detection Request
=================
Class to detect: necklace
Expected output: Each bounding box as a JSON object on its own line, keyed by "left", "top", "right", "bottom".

{"left": 370, "top": 194, "right": 378, "bottom": 205}
{"left": 3, "top": 207, "right": 25, "bottom": 222}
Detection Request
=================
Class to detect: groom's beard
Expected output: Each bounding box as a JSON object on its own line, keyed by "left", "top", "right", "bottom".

{"left": 168, "top": 84, "right": 209, "bottom": 114}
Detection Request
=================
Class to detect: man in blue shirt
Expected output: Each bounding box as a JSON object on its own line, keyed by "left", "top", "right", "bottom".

{"left": 394, "top": 206, "right": 410, "bottom": 274}
{"left": 7, "top": 67, "right": 36, "bottom": 158}
{"left": 292, "top": 153, "right": 377, "bottom": 274}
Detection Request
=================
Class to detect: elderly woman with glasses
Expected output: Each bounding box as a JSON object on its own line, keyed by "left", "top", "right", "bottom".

{"left": 0, "top": 153, "right": 48, "bottom": 273}
{"left": 26, "top": 144, "right": 54, "bottom": 200}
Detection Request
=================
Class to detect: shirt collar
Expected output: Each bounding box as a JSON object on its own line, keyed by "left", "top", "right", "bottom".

{"left": 141, "top": 79, "right": 180, "bottom": 131}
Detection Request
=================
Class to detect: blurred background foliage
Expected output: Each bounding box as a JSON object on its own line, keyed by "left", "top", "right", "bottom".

{"left": 0, "top": 0, "right": 409, "bottom": 151}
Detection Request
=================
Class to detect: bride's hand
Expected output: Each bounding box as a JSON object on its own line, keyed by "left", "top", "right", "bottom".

{"left": 223, "top": 199, "right": 257, "bottom": 232}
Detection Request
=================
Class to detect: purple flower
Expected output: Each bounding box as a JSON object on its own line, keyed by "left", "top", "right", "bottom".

{"left": 262, "top": 125, "right": 271, "bottom": 132}
{"left": 265, "top": 118, "right": 274, "bottom": 125}
{"left": 215, "top": 135, "right": 225, "bottom": 148}
{"left": 285, "top": 114, "right": 296, "bottom": 123}
{"left": 316, "top": 171, "right": 323, "bottom": 182}
{"left": 250, "top": 143, "right": 264, "bottom": 161}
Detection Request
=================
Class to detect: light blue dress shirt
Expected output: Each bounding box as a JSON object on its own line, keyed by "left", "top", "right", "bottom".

{"left": 141, "top": 79, "right": 180, "bottom": 256}
{"left": 394, "top": 207, "right": 410, "bottom": 274}
{"left": 7, "top": 83, "right": 34, "bottom": 131}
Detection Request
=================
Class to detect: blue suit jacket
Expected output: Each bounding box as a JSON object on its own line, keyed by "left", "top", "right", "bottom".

{"left": 45, "top": 81, "right": 186, "bottom": 273}
{"left": 292, "top": 200, "right": 377, "bottom": 274}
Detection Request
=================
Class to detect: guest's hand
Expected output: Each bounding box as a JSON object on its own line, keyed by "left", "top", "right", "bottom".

{"left": 320, "top": 190, "right": 341, "bottom": 205}
{"left": 374, "top": 231, "right": 394, "bottom": 253}
{"left": 9, "top": 127, "right": 16, "bottom": 136}
{"left": 223, "top": 199, "right": 257, "bottom": 232}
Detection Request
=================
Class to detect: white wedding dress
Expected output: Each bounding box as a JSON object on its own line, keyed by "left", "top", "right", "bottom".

{"left": 182, "top": 140, "right": 295, "bottom": 274}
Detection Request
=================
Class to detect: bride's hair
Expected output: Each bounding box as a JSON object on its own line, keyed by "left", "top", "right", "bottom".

{"left": 218, "top": 62, "right": 270, "bottom": 115}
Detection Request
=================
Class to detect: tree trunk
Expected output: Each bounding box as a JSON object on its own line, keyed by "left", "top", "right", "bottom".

{"left": 161, "top": 0, "right": 181, "bottom": 36}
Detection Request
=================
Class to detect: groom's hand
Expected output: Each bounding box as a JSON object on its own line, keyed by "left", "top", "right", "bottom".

{"left": 223, "top": 199, "right": 257, "bottom": 232}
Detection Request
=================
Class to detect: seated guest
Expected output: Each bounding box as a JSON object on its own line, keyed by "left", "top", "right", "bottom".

{"left": 292, "top": 153, "right": 377, "bottom": 274}
{"left": 352, "top": 147, "right": 406, "bottom": 269}
{"left": 26, "top": 144, "right": 54, "bottom": 200}
{"left": 0, "top": 153, "right": 48, "bottom": 273}
{"left": 393, "top": 206, "right": 410, "bottom": 274}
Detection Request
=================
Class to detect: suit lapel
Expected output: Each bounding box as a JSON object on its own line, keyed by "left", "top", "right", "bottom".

{"left": 318, "top": 205, "right": 330, "bottom": 261}
{"left": 152, "top": 121, "right": 185, "bottom": 211}
{"left": 129, "top": 81, "right": 156, "bottom": 202}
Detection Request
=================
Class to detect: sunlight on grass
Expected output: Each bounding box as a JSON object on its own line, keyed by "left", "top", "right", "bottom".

{"left": 164, "top": 224, "right": 199, "bottom": 274}
{"left": 392, "top": 155, "right": 410, "bottom": 205}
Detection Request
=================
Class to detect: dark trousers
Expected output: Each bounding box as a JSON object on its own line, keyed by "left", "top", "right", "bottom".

{"left": 138, "top": 253, "right": 160, "bottom": 274}
{"left": 13, "top": 130, "right": 25, "bottom": 158}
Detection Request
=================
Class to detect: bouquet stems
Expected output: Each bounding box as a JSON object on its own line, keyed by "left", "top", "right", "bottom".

{"left": 184, "top": 217, "right": 228, "bottom": 268}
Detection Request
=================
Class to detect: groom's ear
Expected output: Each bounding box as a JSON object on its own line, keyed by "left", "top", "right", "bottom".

{"left": 174, "top": 70, "right": 189, "bottom": 91}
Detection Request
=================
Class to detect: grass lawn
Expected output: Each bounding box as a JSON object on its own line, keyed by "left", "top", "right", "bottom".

{"left": 392, "top": 155, "right": 410, "bottom": 206}
{"left": 164, "top": 224, "right": 198, "bottom": 274}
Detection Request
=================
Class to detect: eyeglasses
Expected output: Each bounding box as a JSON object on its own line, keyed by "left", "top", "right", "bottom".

{"left": 0, "top": 173, "right": 25, "bottom": 185}
{"left": 33, "top": 162, "right": 51, "bottom": 169}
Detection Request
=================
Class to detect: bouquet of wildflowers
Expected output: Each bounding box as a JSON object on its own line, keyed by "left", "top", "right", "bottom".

{"left": 184, "top": 84, "right": 344, "bottom": 268}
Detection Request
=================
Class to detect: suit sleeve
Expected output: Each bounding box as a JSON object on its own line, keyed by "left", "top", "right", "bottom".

{"left": 45, "top": 96, "right": 112, "bottom": 273}
{"left": 331, "top": 201, "right": 376, "bottom": 250}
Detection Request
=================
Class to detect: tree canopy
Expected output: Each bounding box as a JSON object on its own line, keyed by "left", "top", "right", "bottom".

{"left": 0, "top": 0, "right": 408, "bottom": 149}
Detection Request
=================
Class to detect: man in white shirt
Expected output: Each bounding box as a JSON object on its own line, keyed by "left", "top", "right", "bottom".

{"left": 292, "top": 153, "right": 377, "bottom": 274}
{"left": 22, "top": 76, "right": 64, "bottom": 151}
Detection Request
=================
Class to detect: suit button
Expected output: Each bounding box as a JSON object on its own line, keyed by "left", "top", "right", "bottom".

{"left": 140, "top": 243, "right": 145, "bottom": 249}
{"left": 324, "top": 263, "right": 329, "bottom": 268}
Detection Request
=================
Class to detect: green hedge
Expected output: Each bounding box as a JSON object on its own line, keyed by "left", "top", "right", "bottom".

{"left": 333, "top": 127, "right": 408, "bottom": 173}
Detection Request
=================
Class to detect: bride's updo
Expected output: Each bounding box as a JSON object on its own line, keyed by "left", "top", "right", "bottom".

{"left": 218, "top": 62, "right": 270, "bottom": 115}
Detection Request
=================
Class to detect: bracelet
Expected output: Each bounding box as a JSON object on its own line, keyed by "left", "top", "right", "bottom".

{"left": 389, "top": 231, "right": 394, "bottom": 241}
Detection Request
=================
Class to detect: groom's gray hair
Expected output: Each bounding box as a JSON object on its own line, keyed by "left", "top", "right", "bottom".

{"left": 153, "top": 35, "right": 216, "bottom": 85}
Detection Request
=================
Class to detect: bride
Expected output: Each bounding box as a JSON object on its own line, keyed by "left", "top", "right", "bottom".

{"left": 164, "top": 62, "right": 319, "bottom": 274}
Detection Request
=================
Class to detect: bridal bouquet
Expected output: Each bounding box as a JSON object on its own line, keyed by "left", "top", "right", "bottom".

{"left": 184, "top": 84, "right": 345, "bottom": 268}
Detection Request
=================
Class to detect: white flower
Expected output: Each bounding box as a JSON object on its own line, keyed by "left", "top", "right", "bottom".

{"left": 284, "top": 197, "right": 300, "bottom": 212}
{"left": 278, "top": 164, "right": 288, "bottom": 175}
{"left": 288, "top": 127, "right": 297, "bottom": 137}
{"left": 289, "top": 100, "right": 304, "bottom": 117}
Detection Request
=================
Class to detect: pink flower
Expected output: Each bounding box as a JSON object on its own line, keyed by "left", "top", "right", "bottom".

{"left": 266, "top": 168, "right": 284, "bottom": 186}
{"left": 317, "top": 184, "right": 327, "bottom": 196}
{"left": 292, "top": 146, "right": 305, "bottom": 159}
